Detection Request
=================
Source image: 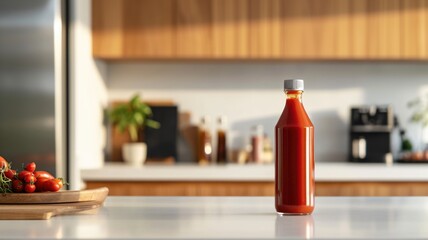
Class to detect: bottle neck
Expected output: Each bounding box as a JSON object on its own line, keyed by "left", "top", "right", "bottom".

{"left": 285, "top": 90, "right": 303, "bottom": 102}
{"left": 217, "top": 117, "right": 227, "bottom": 131}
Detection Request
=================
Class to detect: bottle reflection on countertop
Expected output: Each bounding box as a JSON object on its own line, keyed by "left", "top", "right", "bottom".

{"left": 275, "top": 214, "right": 314, "bottom": 239}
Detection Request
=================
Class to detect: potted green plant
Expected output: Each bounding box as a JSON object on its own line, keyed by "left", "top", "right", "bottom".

{"left": 409, "top": 95, "right": 428, "bottom": 125}
{"left": 408, "top": 95, "right": 428, "bottom": 158}
{"left": 109, "top": 94, "right": 160, "bottom": 166}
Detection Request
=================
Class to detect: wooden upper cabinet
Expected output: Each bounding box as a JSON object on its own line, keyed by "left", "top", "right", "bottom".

{"left": 175, "top": 0, "right": 213, "bottom": 58}
{"left": 211, "top": 0, "right": 250, "bottom": 58}
{"left": 92, "top": 0, "right": 428, "bottom": 60}
{"left": 92, "top": 0, "right": 124, "bottom": 58}
{"left": 122, "top": 0, "right": 175, "bottom": 58}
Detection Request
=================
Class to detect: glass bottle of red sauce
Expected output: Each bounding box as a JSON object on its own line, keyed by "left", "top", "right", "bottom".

{"left": 275, "top": 79, "right": 314, "bottom": 215}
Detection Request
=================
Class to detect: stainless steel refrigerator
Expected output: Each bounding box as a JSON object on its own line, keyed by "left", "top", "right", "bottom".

{"left": 0, "top": 0, "right": 67, "bottom": 180}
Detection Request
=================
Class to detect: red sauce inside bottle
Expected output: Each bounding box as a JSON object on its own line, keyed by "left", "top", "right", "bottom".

{"left": 275, "top": 90, "right": 314, "bottom": 215}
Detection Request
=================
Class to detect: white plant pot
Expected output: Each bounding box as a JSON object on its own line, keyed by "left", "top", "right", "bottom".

{"left": 122, "top": 142, "right": 147, "bottom": 166}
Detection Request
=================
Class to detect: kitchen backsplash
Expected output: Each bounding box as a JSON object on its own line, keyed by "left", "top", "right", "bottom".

{"left": 106, "top": 62, "right": 428, "bottom": 162}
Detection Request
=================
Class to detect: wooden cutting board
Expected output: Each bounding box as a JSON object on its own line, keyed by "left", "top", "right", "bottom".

{"left": 0, "top": 188, "right": 109, "bottom": 220}
{"left": 0, "top": 201, "right": 102, "bottom": 220}
{"left": 0, "top": 187, "right": 109, "bottom": 204}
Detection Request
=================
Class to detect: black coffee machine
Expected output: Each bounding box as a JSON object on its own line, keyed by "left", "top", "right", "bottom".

{"left": 349, "top": 106, "right": 394, "bottom": 163}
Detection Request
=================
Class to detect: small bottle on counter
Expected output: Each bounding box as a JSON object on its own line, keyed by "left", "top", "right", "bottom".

{"left": 262, "top": 134, "right": 274, "bottom": 164}
{"left": 251, "top": 125, "right": 264, "bottom": 163}
{"left": 198, "top": 116, "right": 212, "bottom": 165}
{"left": 216, "top": 116, "right": 228, "bottom": 164}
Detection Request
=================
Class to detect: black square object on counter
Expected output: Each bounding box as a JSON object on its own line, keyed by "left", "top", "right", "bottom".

{"left": 143, "top": 105, "right": 178, "bottom": 161}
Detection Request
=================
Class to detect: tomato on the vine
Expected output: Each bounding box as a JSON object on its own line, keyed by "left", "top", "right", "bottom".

{"left": 44, "top": 179, "right": 60, "bottom": 192}
{"left": 0, "top": 160, "right": 65, "bottom": 194}
{"left": 24, "top": 174, "right": 37, "bottom": 184}
{"left": 52, "top": 178, "right": 64, "bottom": 189}
{"left": 4, "top": 169, "right": 16, "bottom": 180}
{"left": 12, "top": 179, "right": 23, "bottom": 193}
{"left": 18, "top": 170, "right": 32, "bottom": 181}
{"left": 34, "top": 171, "right": 54, "bottom": 180}
{"left": 25, "top": 162, "right": 36, "bottom": 173}
{"left": 24, "top": 184, "right": 36, "bottom": 193}
{"left": 35, "top": 178, "right": 50, "bottom": 192}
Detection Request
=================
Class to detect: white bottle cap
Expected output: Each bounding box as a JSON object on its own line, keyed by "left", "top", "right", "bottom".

{"left": 284, "top": 79, "right": 304, "bottom": 91}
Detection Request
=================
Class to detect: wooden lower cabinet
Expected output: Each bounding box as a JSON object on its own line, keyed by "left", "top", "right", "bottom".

{"left": 87, "top": 181, "right": 273, "bottom": 196}
{"left": 85, "top": 181, "right": 428, "bottom": 196}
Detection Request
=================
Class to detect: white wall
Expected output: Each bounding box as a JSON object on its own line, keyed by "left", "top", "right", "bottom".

{"left": 70, "top": 0, "right": 108, "bottom": 189}
{"left": 107, "top": 62, "right": 428, "bottom": 162}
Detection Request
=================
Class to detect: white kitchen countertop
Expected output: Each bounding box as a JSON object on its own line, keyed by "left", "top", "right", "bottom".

{"left": 2, "top": 196, "right": 428, "bottom": 239}
{"left": 81, "top": 162, "right": 428, "bottom": 182}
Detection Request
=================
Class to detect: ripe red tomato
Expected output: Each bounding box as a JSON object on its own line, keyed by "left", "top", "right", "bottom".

{"left": 4, "top": 169, "right": 16, "bottom": 180}
{"left": 0, "top": 156, "right": 9, "bottom": 170}
{"left": 44, "top": 179, "right": 60, "bottom": 192}
{"left": 25, "top": 162, "right": 36, "bottom": 173}
{"left": 12, "top": 179, "right": 23, "bottom": 193}
{"left": 18, "top": 170, "right": 32, "bottom": 181}
{"left": 24, "top": 174, "right": 37, "bottom": 184}
{"left": 24, "top": 184, "right": 36, "bottom": 193}
{"left": 52, "top": 178, "right": 64, "bottom": 189}
{"left": 35, "top": 178, "right": 50, "bottom": 192}
{"left": 34, "top": 171, "right": 54, "bottom": 180}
